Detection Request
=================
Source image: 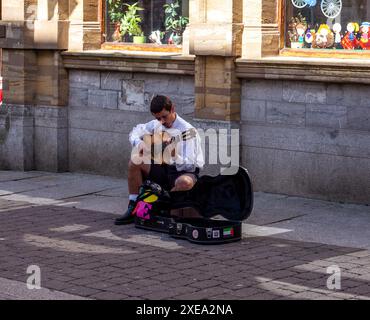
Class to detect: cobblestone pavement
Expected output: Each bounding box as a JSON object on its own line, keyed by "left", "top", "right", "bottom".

{"left": 0, "top": 171, "right": 369, "bottom": 300}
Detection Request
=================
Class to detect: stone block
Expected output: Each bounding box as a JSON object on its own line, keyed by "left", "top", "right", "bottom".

{"left": 189, "top": 22, "right": 243, "bottom": 57}
{"left": 243, "top": 79, "right": 282, "bottom": 102}
{"left": 35, "top": 50, "right": 68, "bottom": 107}
{"left": 33, "top": 20, "right": 69, "bottom": 50}
{"left": 69, "top": 87, "right": 88, "bottom": 107}
{"left": 0, "top": 104, "right": 68, "bottom": 172}
{"left": 242, "top": 28, "right": 262, "bottom": 59}
{"left": 241, "top": 99, "right": 266, "bottom": 122}
{"left": 283, "top": 81, "right": 326, "bottom": 104}
{"left": 69, "top": 128, "right": 129, "bottom": 177}
{"left": 347, "top": 106, "right": 370, "bottom": 131}
{"left": 57, "top": 0, "right": 69, "bottom": 20}
{"left": 244, "top": 0, "right": 261, "bottom": 24}
{"left": 1, "top": 0, "right": 31, "bottom": 20}
{"left": 241, "top": 124, "right": 370, "bottom": 160}
{"left": 69, "top": 107, "right": 152, "bottom": 134}
{"left": 261, "top": 32, "right": 280, "bottom": 57}
{"left": 180, "top": 77, "right": 195, "bottom": 96}
{"left": 242, "top": 146, "right": 370, "bottom": 204}
{"left": 266, "top": 101, "right": 305, "bottom": 126}
{"left": 34, "top": 106, "right": 68, "bottom": 129}
{"left": 119, "top": 80, "right": 146, "bottom": 112}
{"left": 69, "top": 70, "right": 100, "bottom": 89}
{"left": 82, "top": 28, "right": 101, "bottom": 50}
{"left": 100, "top": 72, "right": 132, "bottom": 91}
{"left": 306, "top": 104, "right": 347, "bottom": 129}
{"left": 1, "top": 49, "right": 37, "bottom": 105}
{"left": 192, "top": 119, "right": 240, "bottom": 175}
{"left": 88, "top": 89, "right": 118, "bottom": 110}
{"left": 68, "top": 23, "right": 83, "bottom": 51}
{"left": 34, "top": 125, "right": 68, "bottom": 172}
{"left": 171, "top": 95, "right": 195, "bottom": 116}
{"left": 262, "top": 0, "right": 279, "bottom": 24}
{"left": 327, "top": 84, "right": 370, "bottom": 108}
{"left": 134, "top": 73, "right": 181, "bottom": 95}
{"left": 204, "top": 0, "right": 234, "bottom": 24}
{"left": 0, "top": 104, "right": 34, "bottom": 170}
{"left": 326, "top": 84, "right": 344, "bottom": 106}
{"left": 83, "top": 0, "right": 99, "bottom": 22}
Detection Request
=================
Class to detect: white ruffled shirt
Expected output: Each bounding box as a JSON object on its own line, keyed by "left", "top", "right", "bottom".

{"left": 129, "top": 114, "right": 204, "bottom": 173}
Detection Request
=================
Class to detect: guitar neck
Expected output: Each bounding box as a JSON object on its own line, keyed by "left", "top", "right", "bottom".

{"left": 170, "top": 130, "right": 193, "bottom": 144}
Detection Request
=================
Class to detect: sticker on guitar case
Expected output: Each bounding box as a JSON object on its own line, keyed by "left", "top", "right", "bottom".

{"left": 192, "top": 229, "right": 199, "bottom": 239}
{"left": 223, "top": 227, "right": 234, "bottom": 237}
{"left": 134, "top": 201, "right": 152, "bottom": 220}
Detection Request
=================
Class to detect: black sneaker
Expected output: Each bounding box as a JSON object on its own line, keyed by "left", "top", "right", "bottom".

{"left": 114, "top": 200, "right": 137, "bottom": 225}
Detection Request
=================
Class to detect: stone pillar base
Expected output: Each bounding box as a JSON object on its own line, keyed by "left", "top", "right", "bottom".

{"left": 192, "top": 118, "right": 241, "bottom": 177}
{"left": 0, "top": 104, "right": 34, "bottom": 170}
{"left": 0, "top": 104, "right": 68, "bottom": 172}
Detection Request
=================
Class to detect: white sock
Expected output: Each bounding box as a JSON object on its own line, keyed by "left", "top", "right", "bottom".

{"left": 129, "top": 194, "right": 138, "bottom": 201}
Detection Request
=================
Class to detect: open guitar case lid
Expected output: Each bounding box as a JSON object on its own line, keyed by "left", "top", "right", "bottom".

{"left": 134, "top": 166, "right": 253, "bottom": 244}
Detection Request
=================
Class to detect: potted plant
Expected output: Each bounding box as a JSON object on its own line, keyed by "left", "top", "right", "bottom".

{"left": 164, "top": 0, "right": 189, "bottom": 45}
{"left": 107, "top": 0, "right": 126, "bottom": 42}
{"left": 120, "top": 2, "right": 146, "bottom": 43}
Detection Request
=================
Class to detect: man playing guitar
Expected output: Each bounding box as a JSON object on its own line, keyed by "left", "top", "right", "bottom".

{"left": 114, "top": 95, "right": 204, "bottom": 225}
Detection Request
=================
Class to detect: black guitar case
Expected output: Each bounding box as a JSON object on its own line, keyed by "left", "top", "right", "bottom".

{"left": 134, "top": 166, "right": 253, "bottom": 244}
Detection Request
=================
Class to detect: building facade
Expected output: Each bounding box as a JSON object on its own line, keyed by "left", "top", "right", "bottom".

{"left": 0, "top": 0, "right": 370, "bottom": 204}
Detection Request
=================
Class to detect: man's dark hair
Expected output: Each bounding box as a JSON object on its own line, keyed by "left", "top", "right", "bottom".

{"left": 150, "top": 95, "right": 173, "bottom": 113}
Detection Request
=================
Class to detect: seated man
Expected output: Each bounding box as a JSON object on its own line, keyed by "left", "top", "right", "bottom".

{"left": 115, "top": 95, "right": 204, "bottom": 225}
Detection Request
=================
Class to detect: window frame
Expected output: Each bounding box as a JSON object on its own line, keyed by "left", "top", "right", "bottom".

{"left": 279, "top": 0, "right": 370, "bottom": 58}
{"left": 99, "top": 0, "right": 185, "bottom": 53}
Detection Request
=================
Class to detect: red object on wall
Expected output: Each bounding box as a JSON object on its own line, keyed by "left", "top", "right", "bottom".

{"left": 0, "top": 77, "right": 2, "bottom": 106}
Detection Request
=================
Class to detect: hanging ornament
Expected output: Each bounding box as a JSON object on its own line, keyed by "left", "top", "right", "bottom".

{"left": 291, "top": 0, "right": 307, "bottom": 8}
{"left": 320, "top": 0, "right": 342, "bottom": 19}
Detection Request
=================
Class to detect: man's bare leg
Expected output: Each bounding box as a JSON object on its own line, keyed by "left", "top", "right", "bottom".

{"left": 171, "top": 174, "right": 201, "bottom": 218}
{"left": 128, "top": 160, "right": 150, "bottom": 195}
{"left": 114, "top": 160, "right": 150, "bottom": 225}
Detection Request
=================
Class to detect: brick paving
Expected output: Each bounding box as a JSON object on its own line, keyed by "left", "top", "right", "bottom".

{"left": 0, "top": 199, "right": 369, "bottom": 300}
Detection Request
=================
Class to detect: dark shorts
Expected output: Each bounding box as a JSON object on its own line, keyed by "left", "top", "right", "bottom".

{"left": 147, "top": 164, "right": 200, "bottom": 190}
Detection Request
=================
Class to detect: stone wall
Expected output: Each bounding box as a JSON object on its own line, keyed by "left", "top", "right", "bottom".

{"left": 68, "top": 70, "right": 195, "bottom": 177}
{"left": 241, "top": 79, "right": 370, "bottom": 204}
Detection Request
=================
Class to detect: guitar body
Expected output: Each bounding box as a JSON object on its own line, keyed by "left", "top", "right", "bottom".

{"left": 142, "top": 129, "right": 197, "bottom": 164}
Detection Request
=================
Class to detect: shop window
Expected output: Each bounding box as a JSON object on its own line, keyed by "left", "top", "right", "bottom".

{"left": 286, "top": 0, "right": 370, "bottom": 50}
{"left": 103, "top": 0, "right": 189, "bottom": 50}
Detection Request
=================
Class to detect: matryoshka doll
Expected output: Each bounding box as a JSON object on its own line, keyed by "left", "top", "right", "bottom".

{"left": 332, "top": 23, "right": 343, "bottom": 49}
{"left": 313, "top": 24, "right": 333, "bottom": 48}
{"left": 305, "top": 27, "right": 315, "bottom": 48}
{"left": 296, "top": 23, "right": 307, "bottom": 46}
{"left": 359, "top": 22, "right": 370, "bottom": 50}
{"left": 341, "top": 22, "right": 360, "bottom": 49}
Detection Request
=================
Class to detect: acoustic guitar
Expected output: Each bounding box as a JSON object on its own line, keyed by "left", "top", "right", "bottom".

{"left": 141, "top": 128, "right": 197, "bottom": 164}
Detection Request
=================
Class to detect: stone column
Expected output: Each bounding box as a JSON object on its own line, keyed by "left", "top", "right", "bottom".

{"left": 242, "top": 0, "right": 280, "bottom": 58}
{"left": 69, "top": 0, "right": 101, "bottom": 51}
{"left": 187, "top": 0, "right": 243, "bottom": 176}
{"left": 189, "top": 0, "right": 243, "bottom": 121}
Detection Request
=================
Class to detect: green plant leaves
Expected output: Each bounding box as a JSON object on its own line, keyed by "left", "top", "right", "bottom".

{"left": 109, "top": 1, "right": 144, "bottom": 37}
{"left": 163, "top": 0, "right": 189, "bottom": 35}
